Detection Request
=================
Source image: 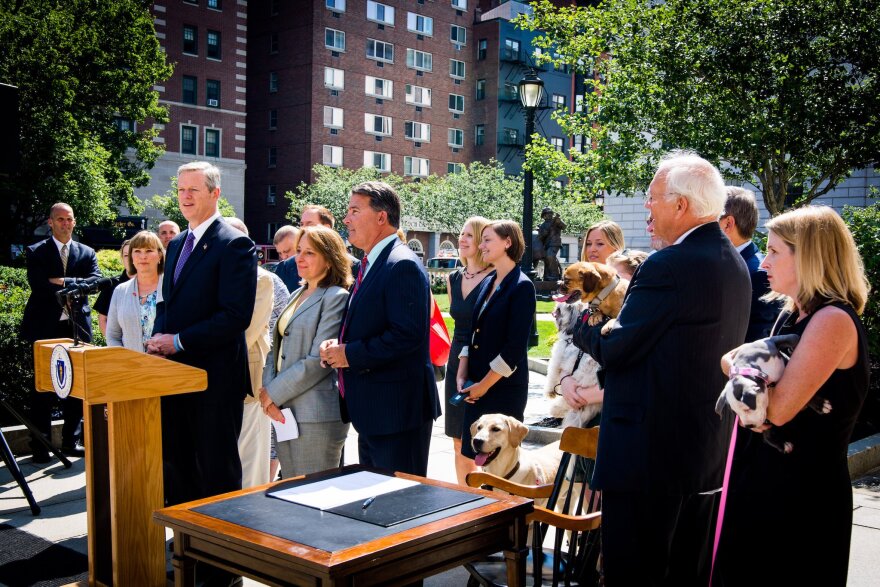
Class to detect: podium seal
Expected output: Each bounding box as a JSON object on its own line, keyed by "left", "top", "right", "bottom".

{"left": 50, "top": 344, "right": 73, "bottom": 398}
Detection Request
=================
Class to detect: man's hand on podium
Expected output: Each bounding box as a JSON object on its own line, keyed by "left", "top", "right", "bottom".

{"left": 146, "top": 333, "right": 177, "bottom": 357}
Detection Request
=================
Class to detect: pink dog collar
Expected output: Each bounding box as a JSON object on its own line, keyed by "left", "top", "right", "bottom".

{"left": 729, "top": 365, "right": 770, "bottom": 385}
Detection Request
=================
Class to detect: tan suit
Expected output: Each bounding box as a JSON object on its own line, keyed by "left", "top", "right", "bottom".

{"left": 237, "top": 267, "right": 274, "bottom": 488}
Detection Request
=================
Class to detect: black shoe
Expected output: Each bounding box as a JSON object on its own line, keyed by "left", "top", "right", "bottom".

{"left": 31, "top": 451, "right": 51, "bottom": 464}
{"left": 61, "top": 440, "right": 86, "bottom": 456}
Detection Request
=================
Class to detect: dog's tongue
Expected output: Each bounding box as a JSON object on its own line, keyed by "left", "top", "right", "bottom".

{"left": 474, "top": 452, "right": 490, "bottom": 467}
{"left": 551, "top": 293, "right": 568, "bottom": 302}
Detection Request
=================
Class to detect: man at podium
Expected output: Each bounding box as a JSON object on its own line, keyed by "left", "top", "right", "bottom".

{"left": 147, "top": 161, "right": 257, "bottom": 507}
{"left": 21, "top": 202, "right": 100, "bottom": 462}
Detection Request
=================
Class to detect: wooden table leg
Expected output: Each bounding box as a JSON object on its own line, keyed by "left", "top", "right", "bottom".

{"left": 505, "top": 515, "right": 529, "bottom": 587}
{"left": 172, "top": 535, "right": 196, "bottom": 587}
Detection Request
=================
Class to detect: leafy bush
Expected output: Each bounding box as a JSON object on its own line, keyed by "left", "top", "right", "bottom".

{"left": 97, "top": 248, "right": 124, "bottom": 275}
{"left": 843, "top": 204, "right": 880, "bottom": 356}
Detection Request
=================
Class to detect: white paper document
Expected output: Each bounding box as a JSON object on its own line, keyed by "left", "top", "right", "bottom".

{"left": 269, "top": 471, "right": 419, "bottom": 510}
{"left": 271, "top": 408, "right": 299, "bottom": 441}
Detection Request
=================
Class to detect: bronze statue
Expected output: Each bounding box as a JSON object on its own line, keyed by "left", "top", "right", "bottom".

{"left": 536, "top": 207, "right": 565, "bottom": 281}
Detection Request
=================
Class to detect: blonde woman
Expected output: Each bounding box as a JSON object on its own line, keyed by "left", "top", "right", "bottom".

{"left": 259, "top": 226, "right": 352, "bottom": 477}
{"left": 445, "top": 216, "right": 492, "bottom": 484}
{"left": 715, "top": 206, "right": 870, "bottom": 586}
{"left": 106, "top": 231, "right": 164, "bottom": 352}
{"left": 581, "top": 219, "right": 625, "bottom": 264}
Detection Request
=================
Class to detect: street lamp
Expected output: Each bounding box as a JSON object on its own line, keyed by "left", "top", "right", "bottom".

{"left": 518, "top": 70, "right": 544, "bottom": 277}
{"left": 519, "top": 70, "right": 544, "bottom": 348}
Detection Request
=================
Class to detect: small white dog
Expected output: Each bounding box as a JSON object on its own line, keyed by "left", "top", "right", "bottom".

{"left": 544, "top": 301, "right": 602, "bottom": 428}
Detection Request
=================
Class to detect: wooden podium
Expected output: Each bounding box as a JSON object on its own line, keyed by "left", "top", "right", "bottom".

{"left": 34, "top": 339, "right": 207, "bottom": 587}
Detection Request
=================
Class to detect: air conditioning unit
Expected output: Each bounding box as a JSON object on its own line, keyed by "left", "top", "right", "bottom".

{"left": 208, "top": 99, "right": 219, "bottom": 107}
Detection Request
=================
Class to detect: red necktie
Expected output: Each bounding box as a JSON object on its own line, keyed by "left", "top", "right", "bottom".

{"left": 339, "top": 256, "right": 368, "bottom": 398}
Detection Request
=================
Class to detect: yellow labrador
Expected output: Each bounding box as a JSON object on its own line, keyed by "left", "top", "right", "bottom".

{"left": 470, "top": 414, "right": 562, "bottom": 488}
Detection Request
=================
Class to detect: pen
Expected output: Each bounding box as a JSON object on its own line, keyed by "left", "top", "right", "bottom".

{"left": 362, "top": 496, "right": 376, "bottom": 510}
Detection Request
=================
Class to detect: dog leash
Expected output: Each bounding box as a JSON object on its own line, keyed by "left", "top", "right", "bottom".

{"left": 710, "top": 416, "right": 738, "bottom": 585}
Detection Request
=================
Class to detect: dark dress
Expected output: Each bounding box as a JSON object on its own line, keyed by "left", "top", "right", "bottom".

{"left": 460, "top": 269, "right": 536, "bottom": 459}
{"left": 444, "top": 269, "right": 481, "bottom": 437}
{"left": 714, "top": 302, "right": 869, "bottom": 586}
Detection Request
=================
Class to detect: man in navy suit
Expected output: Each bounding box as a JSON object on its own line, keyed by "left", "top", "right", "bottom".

{"left": 21, "top": 203, "right": 100, "bottom": 461}
{"left": 720, "top": 186, "right": 780, "bottom": 342}
{"left": 147, "top": 161, "right": 257, "bottom": 508}
{"left": 320, "top": 182, "right": 441, "bottom": 476}
{"left": 572, "top": 152, "right": 751, "bottom": 585}
{"left": 271, "top": 224, "right": 300, "bottom": 292}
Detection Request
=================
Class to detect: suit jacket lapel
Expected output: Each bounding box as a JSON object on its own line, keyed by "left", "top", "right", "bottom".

{"left": 291, "top": 287, "right": 325, "bottom": 321}
{"left": 343, "top": 239, "right": 396, "bottom": 329}
{"left": 172, "top": 219, "right": 220, "bottom": 291}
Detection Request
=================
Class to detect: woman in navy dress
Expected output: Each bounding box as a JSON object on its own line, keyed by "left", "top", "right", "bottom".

{"left": 715, "top": 206, "right": 870, "bottom": 586}
{"left": 445, "top": 216, "right": 492, "bottom": 484}
{"left": 457, "top": 220, "right": 536, "bottom": 468}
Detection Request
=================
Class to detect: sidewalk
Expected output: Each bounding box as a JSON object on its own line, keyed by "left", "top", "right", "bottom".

{"left": 1, "top": 370, "right": 879, "bottom": 586}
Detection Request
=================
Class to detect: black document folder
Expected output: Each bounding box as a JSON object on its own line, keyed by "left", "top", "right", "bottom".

{"left": 327, "top": 483, "right": 482, "bottom": 527}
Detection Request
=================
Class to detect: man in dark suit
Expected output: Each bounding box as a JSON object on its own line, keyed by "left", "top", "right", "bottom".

{"left": 21, "top": 203, "right": 100, "bottom": 461}
{"left": 146, "top": 161, "right": 257, "bottom": 509}
{"left": 319, "top": 182, "right": 441, "bottom": 476}
{"left": 720, "top": 186, "right": 780, "bottom": 342}
{"left": 271, "top": 224, "right": 300, "bottom": 292}
{"left": 571, "top": 152, "right": 751, "bottom": 585}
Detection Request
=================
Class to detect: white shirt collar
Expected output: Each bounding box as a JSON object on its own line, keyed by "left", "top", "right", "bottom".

{"left": 187, "top": 211, "right": 222, "bottom": 246}
{"left": 52, "top": 236, "right": 72, "bottom": 252}
{"left": 735, "top": 240, "right": 751, "bottom": 253}
{"left": 363, "top": 233, "right": 399, "bottom": 277}
{"left": 673, "top": 221, "right": 714, "bottom": 246}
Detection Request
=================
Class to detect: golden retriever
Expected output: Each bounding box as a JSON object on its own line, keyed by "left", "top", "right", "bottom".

{"left": 470, "top": 414, "right": 562, "bottom": 488}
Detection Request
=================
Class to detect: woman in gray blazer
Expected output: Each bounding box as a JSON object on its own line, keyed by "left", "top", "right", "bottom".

{"left": 260, "top": 226, "right": 351, "bottom": 478}
{"left": 106, "top": 231, "right": 164, "bottom": 352}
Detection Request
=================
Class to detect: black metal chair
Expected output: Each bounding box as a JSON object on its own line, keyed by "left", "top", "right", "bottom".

{"left": 464, "top": 426, "right": 602, "bottom": 587}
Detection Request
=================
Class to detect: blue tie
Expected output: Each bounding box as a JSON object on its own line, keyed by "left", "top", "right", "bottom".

{"left": 173, "top": 232, "right": 196, "bottom": 284}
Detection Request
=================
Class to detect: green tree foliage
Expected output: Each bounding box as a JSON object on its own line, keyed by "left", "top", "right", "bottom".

{"left": 518, "top": 0, "right": 880, "bottom": 215}
{"left": 147, "top": 193, "right": 237, "bottom": 230}
{"left": 843, "top": 203, "right": 880, "bottom": 357}
{"left": 287, "top": 161, "right": 603, "bottom": 236}
{"left": 0, "top": 0, "right": 173, "bottom": 260}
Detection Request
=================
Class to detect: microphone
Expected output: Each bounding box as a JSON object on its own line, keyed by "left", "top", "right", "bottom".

{"left": 55, "top": 276, "right": 115, "bottom": 303}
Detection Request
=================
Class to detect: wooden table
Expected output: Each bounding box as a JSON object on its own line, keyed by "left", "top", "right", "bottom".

{"left": 154, "top": 467, "right": 533, "bottom": 587}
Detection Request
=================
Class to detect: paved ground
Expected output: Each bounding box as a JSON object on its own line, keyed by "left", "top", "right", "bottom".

{"left": 1, "top": 370, "right": 879, "bottom": 586}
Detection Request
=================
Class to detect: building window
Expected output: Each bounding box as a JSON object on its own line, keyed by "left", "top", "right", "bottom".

{"left": 181, "top": 125, "right": 197, "bottom": 155}
{"left": 407, "top": 12, "right": 433, "bottom": 36}
{"left": 207, "top": 30, "right": 221, "bottom": 60}
{"left": 323, "top": 106, "right": 343, "bottom": 129}
{"left": 448, "top": 128, "right": 464, "bottom": 148}
{"left": 366, "top": 39, "right": 394, "bottom": 63}
{"left": 573, "top": 135, "right": 583, "bottom": 153}
{"left": 406, "top": 49, "right": 432, "bottom": 72}
{"left": 404, "top": 156, "right": 429, "bottom": 177}
{"left": 478, "top": 39, "right": 487, "bottom": 60}
{"left": 475, "top": 124, "right": 485, "bottom": 145}
{"left": 268, "top": 146, "right": 277, "bottom": 167}
{"left": 405, "top": 121, "right": 431, "bottom": 142}
{"left": 450, "top": 59, "right": 465, "bottom": 79}
{"left": 269, "top": 109, "right": 278, "bottom": 130}
{"left": 551, "top": 137, "right": 564, "bottom": 152}
{"left": 365, "top": 113, "right": 392, "bottom": 136}
{"left": 365, "top": 76, "right": 393, "bottom": 99}
{"left": 115, "top": 118, "right": 135, "bottom": 132}
{"left": 552, "top": 94, "right": 566, "bottom": 110}
{"left": 447, "top": 162, "right": 463, "bottom": 174}
{"left": 407, "top": 239, "right": 424, "bottom": 256}
{"left": 325, "top": 28, "right": 345, "bottom": 51}
{"left": 367, "top": 1, "right": 394, "bottom": 26}
{"left": 450, "top": 25, "right": 466, "bottom": 45}
{"left": 269, "top": 33, "right": 279, "bottom": 54}
{"left": 326, "top": 0, "right": 345, "bottom": 12}
{"left": 267, "top": 222, "right": 282, "bottom": 242}
{"left": 363, "top": 150, "right": 391, "bottom": 172}
{"left": 502, "top": 38, "right": 521, "bottom": 61}
{"left": 183, "top": 25, "right": 198, "bottom": 55}
{"left": 405, "top": 84, "right": 431, "bottom": 107}
{"left": 323, "top": 145, "right": 343, "bottom": 167}
{"left": 448, "top": 94, "right": 464, "bottom": 113}
{"left": 207, "top": 0, "right": 221, "bottom": 8}
{"left": 502, "top": 128, "right": 519, "bottom": 145}
{"left": 205, "top": 128, "right": 220, "bottom": 158}
{"left": 206, "top": 79, "right": 220, "bottom": 108}
{"left": 324, "top": 67, "right": 344, "bottom": 90}
{"left": 182, "top": 75, "right": 197, "bottom": 104}
{"left": 451, "top": 0, "right": 467, "bottom": 9}
{"left": 269, "top": 71, "right": 279, "bottom": 93}
{"left": 267, "top": 185, "right": 277, "bottom": 207}
{"left": 503, "top": 82, "right": 518, "bottom": 101}
{"left": 576, "top": 95, "right": 584, "bottom": 112}
{"left": 475, "top": 79, "right": 486, "bottom": 100}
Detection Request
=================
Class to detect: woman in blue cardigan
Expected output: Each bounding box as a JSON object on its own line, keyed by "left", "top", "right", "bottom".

{"left": 456, "top": 220, "right": 536, "bottom": 466}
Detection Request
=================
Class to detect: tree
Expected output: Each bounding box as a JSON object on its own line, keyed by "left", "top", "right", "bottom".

{"left": 0, "top": 0, "right": 172, "bottom": 260}
{"left": 518, "top": 0, "right": 880, "bottom": 215}
{"left": 147, "top": 192, "right": 237, "bottom": 230}
{"left": 287, "top": 161, "right": 603, "bottom": 237}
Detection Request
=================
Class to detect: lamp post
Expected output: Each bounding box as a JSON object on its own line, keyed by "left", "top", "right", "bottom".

{"left": 518, "top": 70, "right": 545, "bottom": 277}
{"left": 519, "top": 70, "right": 544, "bottom": 348}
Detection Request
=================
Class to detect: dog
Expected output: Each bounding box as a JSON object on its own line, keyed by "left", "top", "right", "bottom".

{"left": 544, "top": 300, "right": 602, "bottom": 428}
{"left": 470, "top": 414, "right": 562, "bottom": 489}
{"left": 715, "top": 334, "right": 831, "bottom": 453}
{"left": 556, "top": 262, "right": 629, "bottom": 331}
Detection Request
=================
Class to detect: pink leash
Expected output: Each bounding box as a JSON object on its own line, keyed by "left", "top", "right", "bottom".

{"left": 709, "top": 416, "right": 738, "bottom": 585}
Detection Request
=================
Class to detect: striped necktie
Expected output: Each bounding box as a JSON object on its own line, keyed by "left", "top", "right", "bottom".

{"left": 60, "top": 244, "right": 68, "bottom": 275}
